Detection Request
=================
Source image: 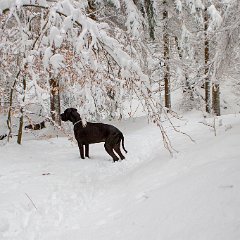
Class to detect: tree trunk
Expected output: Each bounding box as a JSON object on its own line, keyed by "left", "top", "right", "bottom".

{"left": 17, "top": 75, "right": 26, "bottom": 144}
{"left": 50, "top": 78, "right": 61, "bottom": 125}
{"left": 204, "top": 7, "right": 211, "bottom": 114}
{"left": 145, "top": 0, "right": 155, "bottom": 40}
{"left": 163, "top": 1, "right": 171, "bottom": 110}
{"left": 212, "top": 83, "right": 220, "bottom": 116}
{"left": 7, "top": 70, "right": 21, "bottom": 141}
{"left": 175, "top": 36, "right": 194, "bottom": 101}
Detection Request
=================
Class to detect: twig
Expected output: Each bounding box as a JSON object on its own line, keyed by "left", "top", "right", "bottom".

{"left": 25, "top": 193, "right": 37, "bottom": 210}
{"left": 199, "top": 121, "right": 214, "bottom": 128}
{"left": 199, "top": 119, "right": 218, "bottom": 136}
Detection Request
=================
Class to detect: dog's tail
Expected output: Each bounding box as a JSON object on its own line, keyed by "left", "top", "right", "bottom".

{"left": 120, "top": 133, "right": 127, "bottom": 153}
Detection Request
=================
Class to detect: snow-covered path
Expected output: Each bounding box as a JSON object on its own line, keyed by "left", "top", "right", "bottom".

{"left": 1, "top": 114, "right": 240, "bottom": 240}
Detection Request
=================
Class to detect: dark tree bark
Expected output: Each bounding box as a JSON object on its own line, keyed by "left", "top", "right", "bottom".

{"left": 163, "top": 1, "right": 171, "bottom": 110}
{"left": 87, "top": 0, "right": 97, "bottom": 20}
{"left": 145, "top": 0, "right": 155, "bottom": 40}
{"left": 212, "top": 83, "right": 220, "bottom": 116}
{"left": 50, "top": 78, "right": 61, "bottom": 125}
{"left": 204, "top": 7, "right": 211, "bottom": 114}
{"left": 17, "top": 75, "right": 26, "bottom": 144}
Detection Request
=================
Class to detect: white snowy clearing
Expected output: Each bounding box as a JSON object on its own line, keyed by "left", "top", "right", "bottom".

{"left": 1, "top": 112, "right": 240, "bottom": 240}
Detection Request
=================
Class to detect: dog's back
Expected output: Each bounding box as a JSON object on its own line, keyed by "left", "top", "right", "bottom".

{"left": 74, "top": 122, "right": 119, "bottom": 143}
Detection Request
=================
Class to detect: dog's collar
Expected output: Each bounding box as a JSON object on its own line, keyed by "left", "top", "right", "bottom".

{"left": 73, "top": 120, "right": 82, "bottom": 126}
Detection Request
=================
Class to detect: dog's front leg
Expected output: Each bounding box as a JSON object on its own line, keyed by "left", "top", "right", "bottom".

{"left": 85, "top": 144, "right": 90, "bottom": 158}
{"left": 77, "top": 141, "right": 85, "bottom": 159}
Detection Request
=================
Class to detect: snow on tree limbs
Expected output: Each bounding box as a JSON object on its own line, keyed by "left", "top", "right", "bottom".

{"left": 0, "top": 0, "right": 195, "bottom": 154}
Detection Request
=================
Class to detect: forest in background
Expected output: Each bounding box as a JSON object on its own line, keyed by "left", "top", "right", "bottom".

{"left": 0, "top": 0, "right": 240, "bottom": 151}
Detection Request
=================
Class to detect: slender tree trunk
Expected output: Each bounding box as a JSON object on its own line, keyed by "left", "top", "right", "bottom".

{"left": 212, "top": 83, "right": 220, "bottom": 116}
{"left": 7, "top": 82, "right": 15, "bottom": 142}
{"left": 7, "top": 70, "right": 21, "bottom": 141}
{"left": 50, "top": 78, "right": 61, "bottom": 125}
{"left": 145, "top": 0, "right": 155, "bottom": 40}
{"left": 204, "top": 7, "right": 211, "bottom": 113}
{"left": 175, "top": 36, "right": 194, "bottom": 101}
{"left": 17, "top": 75, "right": 26, "bottom": 144}
{"left": 163, "top": 1, "right": 171, "bottom": 110}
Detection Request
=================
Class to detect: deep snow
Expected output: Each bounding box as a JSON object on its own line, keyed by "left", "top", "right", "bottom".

{"left": 0, "top": 113, "right": 240, "bottom": 240}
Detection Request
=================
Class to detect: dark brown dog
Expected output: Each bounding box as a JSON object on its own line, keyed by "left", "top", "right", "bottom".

{"left": 60, "top": 108, "right": 127, "bottom": 162}
{"left": 0, "top": 134, "right": 7, "bottom": 140}
{"left": 25, "top": 121, "right": 46, "bottom": 130}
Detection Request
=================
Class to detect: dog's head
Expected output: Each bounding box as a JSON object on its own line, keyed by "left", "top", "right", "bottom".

{"left": 60, "top": 108, "right": 81, "bottom": 123}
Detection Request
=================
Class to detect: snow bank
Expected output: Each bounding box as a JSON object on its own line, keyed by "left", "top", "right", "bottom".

{"left": 1, "top": 113, "right": 240, "bottom": 239}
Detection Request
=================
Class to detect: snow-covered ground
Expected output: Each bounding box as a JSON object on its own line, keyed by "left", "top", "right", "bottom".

{"left": 0, "top": 112, "right": 240, "bottom": 240}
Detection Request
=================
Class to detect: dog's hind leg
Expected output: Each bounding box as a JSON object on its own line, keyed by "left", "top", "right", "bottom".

{"left": 85, "top": 144, "right": 90, "bottom": 158}
{"left": 104, "top": 143, "right": 119, "bottom": 162}
{"left": 114, "top": 143, "right": 125, "bottom": 160}
{"left": 77, "top": 141, "right": 85, "bottom": 159}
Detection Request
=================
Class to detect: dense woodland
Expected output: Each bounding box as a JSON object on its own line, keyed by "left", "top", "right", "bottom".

{"left": 0, "top": 0, "right": 240, "bottom": 150}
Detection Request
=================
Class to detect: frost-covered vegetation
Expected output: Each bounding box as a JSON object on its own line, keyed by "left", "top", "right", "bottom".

{"left": 1, "top": 0, "right": 240, "bottom": 148}
{"left": 1, "top": 1, "right": 240, "bottom": 239}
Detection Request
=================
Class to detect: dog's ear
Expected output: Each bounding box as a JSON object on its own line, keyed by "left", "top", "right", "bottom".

{"left": 71, "top": 108, "right": 81, "bottom": 121}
